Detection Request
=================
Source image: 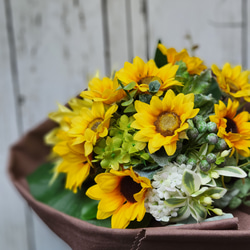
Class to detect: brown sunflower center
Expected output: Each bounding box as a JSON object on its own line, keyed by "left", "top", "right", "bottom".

{"left": 225, "top": 117, "right": 238, "bottom": 133}
{"left": 120, "top": 176, "right": 142, "bottom": 203}
{"left": 138, "top": 76, "right": 162, "bottom": 86}
{"left": 88, "top": 118, "right": 103, "bottom": 132}
{"left": 227, "top": 79, "right": 239, "bottom": 93}
{"left": 154, "top": 112, "right": 181, "bottom": 136}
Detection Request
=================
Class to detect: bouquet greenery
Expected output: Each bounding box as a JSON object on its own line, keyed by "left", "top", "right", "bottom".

{"left": 28, "top": 42, "right": 250, "bottom": 229}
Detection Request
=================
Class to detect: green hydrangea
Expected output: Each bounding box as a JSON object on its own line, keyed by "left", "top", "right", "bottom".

{"left": 93, "top": 115, "right": 150, "bottom": 170}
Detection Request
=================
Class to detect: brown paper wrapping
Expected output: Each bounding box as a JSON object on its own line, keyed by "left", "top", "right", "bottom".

{"left": 8, "top": 119, "right": 250, "bottom": 250}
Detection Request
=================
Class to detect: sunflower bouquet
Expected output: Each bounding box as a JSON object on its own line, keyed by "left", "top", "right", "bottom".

{"left": 27, "top": 42, "right": 250, "bottom": 230}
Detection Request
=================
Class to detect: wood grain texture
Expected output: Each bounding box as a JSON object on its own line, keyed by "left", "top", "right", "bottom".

{"left": 0, "top": 0, "right": 28, "bottom": 249}
{"left": 8, "top": 0, "right": 105, "bottom": 249}
{"left": 130, "top": 0, "right": 148, "bottom": 61}
{"left": 11, "top": 0, "right": 105, "bottom": 132}
{"left": 107, "top": 0, "right": 129, "bottom": 71}
{"left": 147, "top": 0, "right": 242, "bottom": 67}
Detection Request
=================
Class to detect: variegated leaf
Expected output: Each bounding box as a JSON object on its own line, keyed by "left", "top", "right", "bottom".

{"left": 182, "top": 169, "right": 201, "bottom": 195}
{"left": 164, "top": 197, "right": 187, "bottom": 208}
{"left": 191, "top": 187, "right": 209, "bottom": 197}
{"left": 216, "top": 166, "right": 247, "bottom": 178}
{"left": 203, "top": 187, "right": 227, "bottom": 198}
{"left": 189, "top": 200, "right": 207, "bottom": 222}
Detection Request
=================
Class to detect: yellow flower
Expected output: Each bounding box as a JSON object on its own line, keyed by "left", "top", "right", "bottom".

{"left": 45, "top": 97, "right": 92, "bottom": 146}
{"left": 86, "top": 168, "right": 151, "bottom": 229}
{"left": 209, "top": 99, "right": 250, "bottom": 157}
{"left": 131, "top": 89, "right": 199, "bottom": 156}
{"left": 68, "top": 102, "right": 118, "bottom": 156}
{"left": 158, "top": 44, "right": 207, "bottom": 75}
{"left": 116, "top": 56, "right": 182, "bottom": 94}
{"left": 53, "top": 139, "right": 92, "bottom": 193}
{"left": 80, "top": 77, "right": 126, "bottom": 104}
{"left": 211, "top": 63, "right": 250, "bottom": 102}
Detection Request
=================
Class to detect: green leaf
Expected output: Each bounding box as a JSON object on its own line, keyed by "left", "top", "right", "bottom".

{"left": 199, "top": 143, "right": 208, "bottom": 156}
{"left": 194, "top": 94, "right": 216, "bottom": 116}
{"left": 84, "top": 218, "right": 111, "bottom": 227}
{"left": 194, "top": 94, "right": 215, "bottom": 109}
{"left": 214, "top": 189, "right": 239, "bottom": 208}
{"left": 164, "top": 197, "right": 187, "bottom": 208}
{"left": 154, "top": 40, "right": 168, "bottom": 67}
{"left": 175, "top": 61, "right": 187, "bottom": 77}
{"left": 123, "top": 81, "right": 136, "bottom": 91}
{"left": 27, "top": 163, "right": 111, "bottom": 228}
{"left": 215, "top": 155, "right": 225, "bottom": 165}
{"left": 206, "top": 77, "right": 222, "bottom": 100}
{"left": 216, "top": 166, "right": 247, "bottom": 178}
{"left": 191, "top": 187, "right": 209, "bottom": 197}
{"left": 149, "top": 80, "right": 161, "bottom": 93}
{"left": 133, "top": 168, "right": 160, "bottom": 180}
{"left": 229, "top": 196, "right": 242, "bottom": 209}
{"left": 192, "top": 70, "right": 211, "bottom": 94}
{"left": 134, "top": 163, "right": 160, "bottom": 172}
{"left": 243, "top": 200, "right": 250, "bottom": 207}
{"left": 189, "top": 200, "right": 207, "bottom": 222}
{"left": 148, "top": 148, "right": 170, "bottom": 167}
{"left": 199, "top": 170, "right": 211, "bottom": 184}
{"left": 127, "top": 213, "right": 152, "bottom": 229}
{"left": 203, "top": 187, "right": 227, "bottom": 198}
{"left": 121, "top": 98, "right": 134, "bottom": 106}
{"left": 182, "top": 169, "right": 201, "bottom": 195}
{"left": 233, "top": 178, "right": 250, "bottom": 197}
{"left": 124, "top": 103, "right": 136, "bottom": 113}
{"left": 171, "top": 205, "right": 190, "bottom": 222}
{"left": 183, "top": 70, "right": 211, "bottom": 95}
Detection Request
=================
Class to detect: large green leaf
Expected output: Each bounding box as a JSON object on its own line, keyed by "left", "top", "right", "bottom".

{"left": 27, "top": 163, "right": 111, "bottom": 228}
{"left": 205, "top": 77, "right": 222, "bottom": 100}
{"left": 154, "top": 40, "right": 168, "bottom": 67}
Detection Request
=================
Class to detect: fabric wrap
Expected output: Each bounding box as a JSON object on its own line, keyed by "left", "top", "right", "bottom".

{"left": 8, "top": 119, "right": 250, "bottom": 250}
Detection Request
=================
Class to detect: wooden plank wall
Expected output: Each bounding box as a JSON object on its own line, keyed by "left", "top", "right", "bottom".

{"left": 1, "top": 0, "right": 249, "bottom": 249}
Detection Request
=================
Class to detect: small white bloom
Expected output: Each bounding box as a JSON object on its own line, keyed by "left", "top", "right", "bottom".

{"left": 145, "top": 162, "right": 188, "bottom": 222}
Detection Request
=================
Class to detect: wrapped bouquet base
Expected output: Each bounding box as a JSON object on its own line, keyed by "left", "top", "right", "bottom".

{"left": 8, "top": 119, "right": 250, "bottom": 250}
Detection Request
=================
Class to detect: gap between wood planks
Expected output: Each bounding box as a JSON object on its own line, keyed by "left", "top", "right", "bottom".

{"left": 3, "top": 0, "right": 36, "bottom": 250}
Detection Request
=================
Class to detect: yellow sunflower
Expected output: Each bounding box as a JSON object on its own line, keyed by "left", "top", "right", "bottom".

{"left": 86, "top": 167, "right": 151, "bottom": 229}
{"left": 211, "top": 63, "right": 250, "bottom": 102}
{"left": 131, "top": 89, "right": 199, "bottom": 156}
{"left": 209, "top": 99, "right": 250, "bottom": 157}
{"left": 158, "top": 44, "right": 207, "bottom": 75}
{"left": 53, "top": 138, "right": 92, "bottom": 193}
{"left": 80, "top": 76, "right": 126, "bottom": 104}
{"left": 45, "top": 97, "right": 92, "bottom": 146}
{"left": 116, "top": 56, "right": 182, "bottom": 94}
{"left": 68, "top": 102, "right": 118, "bottom": 156}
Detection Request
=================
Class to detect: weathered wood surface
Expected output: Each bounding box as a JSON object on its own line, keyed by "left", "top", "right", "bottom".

{"left": 1, "top": 0, "right": 249, "bottom": 249}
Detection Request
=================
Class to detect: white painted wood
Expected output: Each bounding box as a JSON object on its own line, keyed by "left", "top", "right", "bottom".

{"left": 0, "top": 0, "right": 28, "bottom": 249}
{"left": 246, "top": 0, "right": 250, "bottom": 69}
{"left": 10, "top": 0, "right": 105, "bottom": 249}
{"left": 33, "top": 215, "right": 70, "bottom": 250}
{"left": 147, "top": 0, "right": 242, "bottom": 67}
{"left": 107, "top": 0, "right": 130, "bottom": 70}
{"left": 11, "top": 0, "right": 105, "bottom": 132}
{"left": 130, "top": 0, "right": 148, "bottom": 61}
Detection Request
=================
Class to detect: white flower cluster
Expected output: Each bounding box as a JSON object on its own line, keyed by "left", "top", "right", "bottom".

{"left": 145, "top": 163, "right": 192, "bottom": 222}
